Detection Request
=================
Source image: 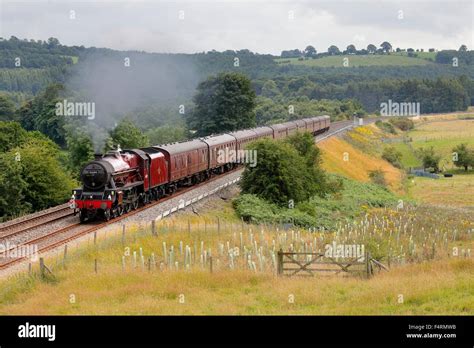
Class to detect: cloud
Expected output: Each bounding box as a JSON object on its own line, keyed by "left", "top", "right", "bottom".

{"left": 1, "top": 0, "right": 472, "bottom": 53}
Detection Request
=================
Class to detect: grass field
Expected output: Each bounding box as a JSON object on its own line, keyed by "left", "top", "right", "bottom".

{"left": 391, "top": 51, "right": 437, "bottom": 61}
{"left": 408, "top": 173, "right": 474, "bottom": 208}
{"left": 1, "top": 258, "right": 472, "bottom": 315}
{"left": 408, "top": 120, "right": 474, "bottom": 168}
{"left": 274, "top": 54, "right": 432, "bottom": 67}
{"left": 377, "top": 118, "right": 474, "bottom": 208}
{"left": 379, "top": 119, "right": 474, "bottom": 170}
{"left": 386, "top": 142, "right": 422, "bottom": 168}
{"left": 0, "top": 205, "right": 472, "bottom": 315}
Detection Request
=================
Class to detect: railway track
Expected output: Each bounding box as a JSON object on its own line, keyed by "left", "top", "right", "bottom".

{"left": 0, "top": 205, "right": 74, "bottom": 240}
{"left": 0, "top": 119, "right": 363, "bottom": 271}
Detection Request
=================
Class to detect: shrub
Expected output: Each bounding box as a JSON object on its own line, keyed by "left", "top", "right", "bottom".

{"left": 232, "top": 194, "right": 278, "bottom": 223}
{"left": 417, "top": 147, "right": 441, "bottom": 172}
{"left": 375, "top": 120, "right": 397, "bottom": 134}
{"left": 382, "top": 146, "right": 403, "bottom": 168}
{"left": 235, "top": 175, "right": 400, "bottom": 230}
{"left": 389, "top": 117, "right": 414, "bottom": 131}
{"left": 368, "top": 169, "right": 387, "bottom": 187}
{"left": 240, "top": 133, "right": 329, "bottom": 206}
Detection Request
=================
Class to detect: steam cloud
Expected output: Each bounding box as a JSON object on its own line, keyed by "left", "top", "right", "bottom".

{"left": 66, "top": 51, "right": 200, "bottom": 151}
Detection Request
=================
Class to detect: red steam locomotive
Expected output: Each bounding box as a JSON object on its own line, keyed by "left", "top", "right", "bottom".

{"left": 71, "top": 116, "right": 330, "bottom": 222}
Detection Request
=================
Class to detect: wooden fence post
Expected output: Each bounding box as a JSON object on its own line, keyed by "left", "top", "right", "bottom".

{"left": 63, "top": 244, "right": 68, "bottom": 267}
{"left": 40, "top": 257, "right": 45, "bottom": 278}
{"left": 94, "top": 259, "right": 98, "bottom": 273}
{"left": 277, "top": 249, "right": 283, "bottom": 276}
{"left": 151, "top": 220, "right": 156, "bottom": 236}
{"left": 39, "top": 258, "right": 53, "bottom": 278}
{"left": 217, "top": 218, "right": 220, "bottom": 234}
{"left": 122, "top": 225, "right": 126, "bottom": 245}
{"left": 366, "top": 252, "right": 373, "bottom": 278}
{"left": 94, "top": 231, "right": 97, "bottom": 245}
{"left": 209, "top": 256, "right": 213, "bottom": 274}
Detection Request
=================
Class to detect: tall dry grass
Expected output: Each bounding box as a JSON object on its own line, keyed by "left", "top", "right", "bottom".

{"left": 0, "top": 205, "right": 472, "bottom": 315}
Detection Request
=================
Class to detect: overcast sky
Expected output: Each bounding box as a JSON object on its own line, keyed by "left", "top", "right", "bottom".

{"left": 1, "top": 0, "right": 473, "bottom": 54}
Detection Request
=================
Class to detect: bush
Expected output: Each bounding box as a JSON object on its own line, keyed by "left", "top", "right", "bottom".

{"left": 368, "top": 169, "right": 387, "bottom": 187}
{"left": 234, "top": 175, "right": 401, "bottom": 230}
{"left": 0, "top": 132, "right": 77, "bottom": 218}
{"left": 375, "top": 120, "right": 397, "bottom": 134}
{"left": 382, "top": 146, "right": 403, "bottom": 168}
{"left": 240, "top": 133, "right": 329, "bottom": 206}
{"left": 232, "top": 194, "right": 279, "bottom": 223}
{"left": 389, "top": 117, "right": 414, "bottom": 131}
{"left": 417, "top": 147, "right": 441, "bottom": 172}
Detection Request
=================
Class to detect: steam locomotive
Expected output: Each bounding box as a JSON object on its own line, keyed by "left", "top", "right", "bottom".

{"left": 71, "top": 116, "right": 330, "bottom": 222}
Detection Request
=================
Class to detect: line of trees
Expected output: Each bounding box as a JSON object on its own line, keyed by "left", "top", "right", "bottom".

{"left": 0, "top": 36, "right": 84, "bottom": 68}
{"left": 281, "top": 43, "right": 469, "bottom": 59}
{"left": 254, "top": 75, "right": 473, "bottom": 113}
{"left": 414, "top": 144, "right": 474, "bottom": 173}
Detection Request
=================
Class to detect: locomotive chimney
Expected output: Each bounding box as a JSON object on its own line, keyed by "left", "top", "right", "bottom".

{"left": 94, "top": 153, "right": 103, "bottom": 160}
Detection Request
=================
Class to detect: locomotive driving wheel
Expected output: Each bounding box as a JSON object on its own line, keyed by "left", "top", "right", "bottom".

{"left": 132, "top": 199, "right": 139, "bottom": 210}
{"left": 117, "top": 205, "right": 124, "bottom": 216}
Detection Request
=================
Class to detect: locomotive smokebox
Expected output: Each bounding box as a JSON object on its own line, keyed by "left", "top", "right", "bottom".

{"left": 81, "top": 161, "right": 111, "bottom": 191}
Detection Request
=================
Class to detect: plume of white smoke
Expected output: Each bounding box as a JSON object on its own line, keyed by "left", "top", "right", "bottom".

{"left": 66, "top": 50, "right": 200, "bottom": 151}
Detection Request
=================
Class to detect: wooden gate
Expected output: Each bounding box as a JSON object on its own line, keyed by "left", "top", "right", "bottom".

{"left": 277, "top": 249, "right": 387, "bottom": 278}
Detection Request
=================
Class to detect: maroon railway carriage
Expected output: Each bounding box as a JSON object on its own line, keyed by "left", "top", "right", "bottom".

{"left": 315, "top": 115, "right": 330, "bottom": 133}
{"left": 228, "top": 129, "right": 258, "bottom": 150}
{"left": 301, "top": 115, "right": 330, "bottom": 135}
{"left": 300, "top": 117, "right": 315, "bottom": 133}
{"left": 269, "top": 123, "right": 289, "bottom": 139}
{"left": 201, "top": 134, "right": 237, "bottom": 173}
{"left": 252, "top": 126, "right": 273, "bottom": 139}
{"left": 228, "top": 129, "right": 258, "bottom": 164}
{"left": 153, "top": 139, "right": 209, "bottom": 192}
{"left": 229, "top": 127, "right": 274, "bottom": 163}
{"left": 292, "top": 119, "right": 307, "bottom": 132}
